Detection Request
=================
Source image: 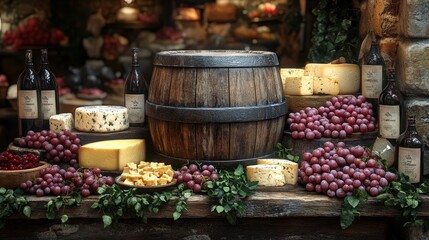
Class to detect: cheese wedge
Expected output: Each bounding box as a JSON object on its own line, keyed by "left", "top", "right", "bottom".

{"left": 78, "top": 139, "right": 145, "bottom": 171}
{"left": 246, "top": 164, "right": 286, "bottom": 187}
{"left": 257, "top": 158, "right": 298, "bottom": 185}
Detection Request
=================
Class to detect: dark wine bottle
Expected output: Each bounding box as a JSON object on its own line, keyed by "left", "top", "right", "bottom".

{"left": 38, "top": 49, "right": 59, "bottom": 130}
{"left": 396, "top": 115, "right": 425, "bottom": 184}
{"left": 378, "top": 69, "right": 404, "bottom": 145}
{"left": 361, "top": 40, "right": 386, "bottom": 119}
{"left": 124, "top": 48, "right": 148, "bottom": 127}
{"left": 17, "top": 49, "right": 42, "bottom": 136}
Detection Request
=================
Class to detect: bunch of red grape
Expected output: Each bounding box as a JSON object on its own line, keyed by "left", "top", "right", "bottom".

{"left": 287, "top": 95, "right": 376, "bottom": 139}
{"left": 20, "top": 165, "right": 114, "bottom": 197}
{"left": 298, "top": 141, "right": 397, "bottom": 198}
{"left": 0, "top": 151, "right": 40, "bottom": 170}
{"left": 173, "top": 163, "right": 219, "bottom": 193}
{"left": 17, "top": 130, "right": 80, "bottom": 166}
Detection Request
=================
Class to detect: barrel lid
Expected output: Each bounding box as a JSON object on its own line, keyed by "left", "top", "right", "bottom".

{"left": 153, "top": 50, "right": 279, "bottom": 67}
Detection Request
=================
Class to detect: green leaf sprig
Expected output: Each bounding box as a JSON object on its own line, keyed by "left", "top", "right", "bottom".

{"left": 340, "top": 189, "right": 368, "bottom": 229}
{"left": 92, "top": 184, "right": 192, "bottom": 227}
{"left": 0, "top": 188, "right": 31, "bottom": 229}
{"left": 205, "top": 165, "right": 258, "bottom": 225}
{"left": 377, "top": 173, "right": 428, "bottom": 227}
{"left": 45, "top": 191, "right": 82, "bottom": 224}
{"left": 275, "top": 143, "right": 300, "bottom": 163}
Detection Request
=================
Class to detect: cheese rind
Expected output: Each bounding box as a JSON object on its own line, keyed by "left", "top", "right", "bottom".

{"left": 246, "top": 164, "right": 286, "bottom": 187}
{"left": 283, "top": 76, "right": 313, "bottom": 96}
{"left": 257, "top": 158, "right": 298, "bottom": 185}
{"left": 313, "top": 76, "right": 340, "bottom": 95}
{"left": 49, "top": 113, "right": 74, "bottom": 133}
{"left": 78, "top": 139, "right": 145, "bottom": 171}
{"left": 75, "top": 105, "right": 129, "bottom": 132}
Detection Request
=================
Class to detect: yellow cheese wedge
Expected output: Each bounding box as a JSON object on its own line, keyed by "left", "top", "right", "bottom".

{"left": 257, "top": 158, "right": 298, "bottom": 185}
{"left": 246, "top": 164, "right": 286, "bottom": 187}
{"left": 78, "top": 139, "right": 146, "bottom": 171}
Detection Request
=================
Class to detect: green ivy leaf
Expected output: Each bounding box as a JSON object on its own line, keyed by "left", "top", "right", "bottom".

{"left": 102, "top": 215, "right": 112, "bottom": 228}
{"left": 173, "top": 211, "right": 181, "bottom": 220}
{"left": 61, "top": 215, "right": 69, "bottom": 224}
{"left": 23, "top": 206, "right": 31, "bottom": 217}
{"left": 216, "top": 206, "right": 224, "bottom": 213}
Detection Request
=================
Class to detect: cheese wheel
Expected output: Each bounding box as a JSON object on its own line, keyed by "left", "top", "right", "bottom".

{"left": 305, "top": 63, "right": 360, "bottom": 94}
{"left": 246, "top": 164, "right": 286, "bottom": 187}
{"left": 257, "top": 158, "right": 298, "bottom": 185}
{"left": 280, "top": 68, "right": 304, "bottom": 78}
{"left": 283, "top": 75, "right": 313, "bottom": 96}
{"left": 313, "top": 76, "right": 340, "bottom": 95}
{"left": 79, "top": 139, "right": 146, "bottom": 171}
{"left": 75, "top": 105, "right": 129, "bottom": 133}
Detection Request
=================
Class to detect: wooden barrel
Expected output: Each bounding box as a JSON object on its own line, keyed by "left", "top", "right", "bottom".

{"left": 146, "top": 50, "right": 287, "bottom": 168}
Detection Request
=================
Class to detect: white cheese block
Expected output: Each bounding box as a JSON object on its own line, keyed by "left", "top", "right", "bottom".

{"left": 257, "top": 158, "right": 298, "bottom": 185}
{"left": 305, "top": 63, "right": 360, "bottom": 94}
{"left": 49, "top": 113, "right": 74, "bottom": 133}
{"left": 246, "top": 164, "right": 286, "bottom": 187}
{"left": 283, "top": 76, "right": 313, "bottom": 96}
{"left": 79, "top": 139, "right": 146, "bottom": 171}
{"left": 75, "top": 105, "right": 129, "bottom": 133}
{"left": 313, "top": 76, "right": 340, "bottom": 95}
{"left": 280, "top": 68, "right": 304, "bottom": 78}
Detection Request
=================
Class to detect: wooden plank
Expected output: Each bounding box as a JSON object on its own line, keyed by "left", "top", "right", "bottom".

{"left": 14, "top": 186, "right": 423, "bottom": 220}
{"left": 0, "top": 217, "right": 392, "bottom": 240}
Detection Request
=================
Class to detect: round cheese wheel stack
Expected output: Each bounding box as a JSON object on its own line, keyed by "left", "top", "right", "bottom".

{"left": 75, "top": 105, "right": 129, "bottom": 133}
{"left": 304, "top": 63, "right": 360, "bottom": 94}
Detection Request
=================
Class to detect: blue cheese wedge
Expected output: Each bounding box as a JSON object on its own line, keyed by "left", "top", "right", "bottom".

{"left": 246, "top": 164, "right": 286, "bottom": 187}
{"left": 257, "top": 158, "right": 298, "bottom": 185}
{"left": 49, "top": 113, "right": 74, "bottom": 133}
{"left": 75, "top": 105, "right": 129, "bottom": 133}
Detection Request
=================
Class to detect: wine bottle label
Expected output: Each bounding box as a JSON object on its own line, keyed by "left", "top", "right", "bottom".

{"left": 18, "top": 90, "right": 38, "bottom": 119}
{"left": 361, "top": 65, "right": 383, "bottom": 98}
{"left": 125, "top": 94, "right": 145, "bottom": 124}
{"left": 379, "top": 105, "right": 400, "bottom": 139}
{"left": 398, "top": 147, "right": 422, "bottom": 184}
{"left": 41, "top": 90, "right": 57, "bottom": 120}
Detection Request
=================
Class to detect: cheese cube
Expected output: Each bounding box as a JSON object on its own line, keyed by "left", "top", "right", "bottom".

{"left": 49, "top": 113, "right": 74, "bottom": 133}
{"left": 283, "top": 76, "right": 313, "bottom": 96}
{"left": 79, "top": 139, "right": 146, "bottom": 171}
{"left": 257, "top": 158, "right": 298, "bottom": 185}
{"left": 246, "top": 164, "right": 286, "bottom": 187}
{"left": 313, "top": 76, "right": 339, "bottom": 95}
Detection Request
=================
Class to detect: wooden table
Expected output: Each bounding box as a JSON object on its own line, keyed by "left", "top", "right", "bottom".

{"left": 1, "top": 185, "right": 424, "bottom": 240}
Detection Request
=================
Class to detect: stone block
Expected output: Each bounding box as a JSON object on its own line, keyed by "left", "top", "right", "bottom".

{"left": 373, "top": 0, "right": 399, "bottom": 37}
{"left": 379, "top": 37, "right": 399, "bottom": 68}
{"left": 397, "top": 39, "right": 429, "bottom": 96}
{"left": 399, "top": 0, "right": 429, "bottom": 38}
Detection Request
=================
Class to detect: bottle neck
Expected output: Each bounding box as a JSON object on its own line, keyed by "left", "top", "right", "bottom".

{"left": 25, "top": 50, "right": 34, "bottom": 66}
{"left": 406, "top": 117, "right": 417, "bottom": 132}
{"left": 131, "top": 48, "right": 139, "bottom": 67}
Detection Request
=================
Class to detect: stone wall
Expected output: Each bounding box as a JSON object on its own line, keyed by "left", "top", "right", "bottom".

{"left": 361, "top": 0, "right": 429, "bottom": 146}
{"left": 361, "top": 1, "right": 429, "bottom": 238}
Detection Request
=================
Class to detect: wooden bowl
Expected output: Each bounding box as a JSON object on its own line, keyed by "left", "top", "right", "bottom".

{"left": 0, "top": 161, "right": 51, "bottom": 189}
